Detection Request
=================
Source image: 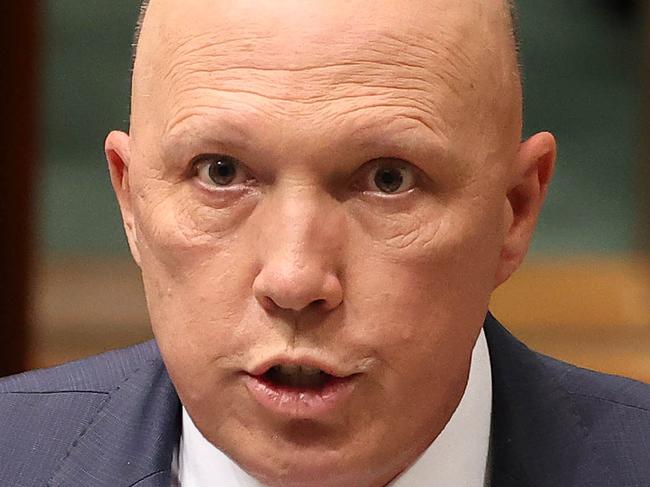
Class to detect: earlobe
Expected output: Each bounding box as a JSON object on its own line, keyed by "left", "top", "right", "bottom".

{"left": 495, "top": 132, "right": 556, "bottom": 287}
{"left": 105, "top": 130, "right": 142, "bottom": 266}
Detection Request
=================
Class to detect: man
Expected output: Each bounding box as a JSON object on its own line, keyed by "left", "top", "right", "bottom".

{"left": 1, "top": 0, "right": 649, "bottom": 485}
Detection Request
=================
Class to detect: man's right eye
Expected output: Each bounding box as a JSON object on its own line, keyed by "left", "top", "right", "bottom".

{"left": 193, "top": 154, "right": 251, "bottom": 188}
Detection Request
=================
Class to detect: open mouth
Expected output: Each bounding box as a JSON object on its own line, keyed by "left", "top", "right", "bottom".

{"left": 245, "top": 362, "right": 356, "bottom": 417}
{"left": 261, "top": 364, "right": 335, "bottom": 390}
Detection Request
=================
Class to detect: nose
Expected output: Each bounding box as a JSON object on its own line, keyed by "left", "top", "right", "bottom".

{"left": 254, "top": 265, "right": 343, "bottom": 313}
{"left": 252, "top": 192, "right": 344, "bottom": 314}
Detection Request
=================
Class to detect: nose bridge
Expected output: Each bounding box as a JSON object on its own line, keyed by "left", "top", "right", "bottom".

{"left": 278, "top": 187, "right": 328, "bottom": 253}
{"left": 253, "top": 185, "right": 344, "bottom": 312}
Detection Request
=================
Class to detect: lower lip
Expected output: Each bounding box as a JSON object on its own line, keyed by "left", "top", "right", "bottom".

{"left": 243, "top": 374, "right": 356, "bottom": 418}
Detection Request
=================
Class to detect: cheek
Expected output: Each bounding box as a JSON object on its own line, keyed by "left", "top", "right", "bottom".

{"left": 344, "top": 254, "right": 482, "bottom": 370}
{"left": 131, "top": 174, "right": 259, "bottom": 266}
{"left": 140, "top": 261, "right": 258, "bottom": 387}
{"left": 344, "top": 197, "right": 504, "bottom": 376}
{"left": 132, "top": 188, "right": 266, "bottom": 374}
{"left": 133, "top": 176, "right": 254, "bottom": 286}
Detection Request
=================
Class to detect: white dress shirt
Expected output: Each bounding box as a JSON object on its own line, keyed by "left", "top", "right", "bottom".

{"left": 173, "top": 329, "right": 492, "bottom": 487}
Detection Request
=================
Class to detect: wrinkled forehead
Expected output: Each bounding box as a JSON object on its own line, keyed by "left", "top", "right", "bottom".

{"left": 132, "top": 0, "right": 519, "bottom": 153}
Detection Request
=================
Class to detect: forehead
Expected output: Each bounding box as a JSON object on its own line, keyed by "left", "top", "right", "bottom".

{"left": 148, "top": 0, "right": 488, "bottom": 53}
{"left": 140, "top": 2, "right": 493, "bottom": 99}
{"left": 133, "top": 0, "right": 516, "bottom": 163}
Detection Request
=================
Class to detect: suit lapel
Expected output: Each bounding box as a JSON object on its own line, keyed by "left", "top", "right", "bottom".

{"left": 48, "top": 350, "right": 181, "bottom": 487}
{"left": 485, "top": 313, "right": 613, "bottom": 487}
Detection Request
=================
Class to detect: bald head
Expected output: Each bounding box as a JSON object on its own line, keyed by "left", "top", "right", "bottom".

{"left": 131, "top": 3, "right": 522, "bottom": 127}
{"left": 133, "top": 0, "right": 521, "bottom": 61}
{"left": 129, "top": 0, "right": 523, "bottom": 164}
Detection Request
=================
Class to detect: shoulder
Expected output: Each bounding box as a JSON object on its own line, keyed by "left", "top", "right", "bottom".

{"left": 485, "top": 315, "right": 650, "bottom": 485}
{"left": 541, "top": 352, "right": 650, "bottom": 432}
{"left": 0, "top": 341, "right": 162, "bottom": 486}
{"left": 545, "top": 353, "right": 650, "bottom": 410}
{"left": 537, "top": 352, "right": 650, "bottom": 484}
{"left": 485, "top": 314, "right": 650, "bottom": 420}
{"left": 0, "top": 339, "right": 160, "bottom": 394}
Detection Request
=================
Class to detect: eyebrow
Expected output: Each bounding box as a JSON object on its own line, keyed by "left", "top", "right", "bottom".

{"left": 349, "top": 115, "right": 449, "bottom": 158}
{"left": 158, "top": 109, "right": 468, "bottom": 185}
{"left": 160, "top": 113, "right": 253, "bottom": 158}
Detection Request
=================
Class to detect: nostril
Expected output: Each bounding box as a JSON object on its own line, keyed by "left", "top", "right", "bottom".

{"left": 258, "top": 295, "right": 278, "bottom": 312}
{"left": 259, "top": 296, "right": 329, "bottom": 314}
{"left": 253, "top": 267, "right": 343, "bottom": 312}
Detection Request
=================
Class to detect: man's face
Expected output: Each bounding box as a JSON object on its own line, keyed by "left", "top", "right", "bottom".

{"left": 108, "top": 1, "right": 548, "bottom": 486}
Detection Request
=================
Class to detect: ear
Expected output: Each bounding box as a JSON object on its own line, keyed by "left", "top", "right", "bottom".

{"left": 495, "top": 132, "right": 556, "bottom": 287}
{"left": 105, "top": 130, "right": 142, "bottom": 266}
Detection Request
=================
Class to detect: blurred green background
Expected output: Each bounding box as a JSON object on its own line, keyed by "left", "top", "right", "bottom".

{"left": 38, "top": 0, "right": 645, "bottom": 256}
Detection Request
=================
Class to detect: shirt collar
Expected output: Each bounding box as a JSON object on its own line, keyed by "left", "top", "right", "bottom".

{"left": 176, "top": 329, "right": 492, "bottom": 486}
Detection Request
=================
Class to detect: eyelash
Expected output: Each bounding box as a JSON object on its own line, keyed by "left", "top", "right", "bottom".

{"left": 359, "top": 160, "right": 418, "bottom": 195}
{"left": 192, "top": 155, "right": 253, "bottom": 190}
{"left": 190, "top": 154, "right": 421, "bottom": 195}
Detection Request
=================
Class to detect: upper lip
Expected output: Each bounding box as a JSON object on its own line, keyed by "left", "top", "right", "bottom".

{"left": 247, "top": 355, "right": 354, "bottom": 379}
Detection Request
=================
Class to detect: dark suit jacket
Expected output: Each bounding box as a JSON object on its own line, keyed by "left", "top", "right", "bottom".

{"left": 1, "top": 314, "right": 648, "bottom": 486}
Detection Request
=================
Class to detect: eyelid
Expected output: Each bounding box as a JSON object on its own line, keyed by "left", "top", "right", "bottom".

{"left": 356, "top": 158, "right": 419, "bottom": 194}
{"left": 192, "top": 153, "right": 253, "bottom": 188}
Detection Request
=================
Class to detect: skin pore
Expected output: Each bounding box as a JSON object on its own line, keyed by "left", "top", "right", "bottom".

{"left": 106, "top": 1, "right": 556, "bottom": 486}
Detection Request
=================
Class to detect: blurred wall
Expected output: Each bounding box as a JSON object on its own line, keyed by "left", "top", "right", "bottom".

{"left": 0, "top": 3, "right": 38, "bottom": 376}
{"left": 32, "top": 1, "right": 649, "bottom": 379}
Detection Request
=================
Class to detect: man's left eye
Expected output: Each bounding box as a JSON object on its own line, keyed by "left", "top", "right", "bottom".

{"left": 365, "top": 160, "right": 417, "bottom": 195}
{"left": 194, "top": 154, "right": 250, "bottom": 188}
